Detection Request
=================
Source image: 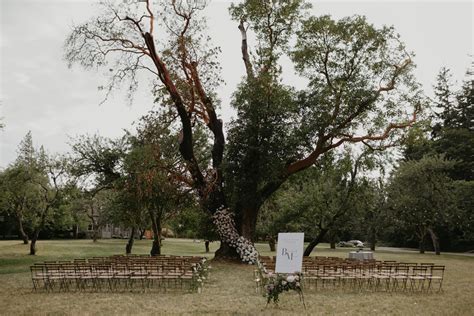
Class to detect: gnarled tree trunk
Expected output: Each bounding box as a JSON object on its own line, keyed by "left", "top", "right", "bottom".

{"left": 150, "top": 213, "right": 162, "bottom": 256}
{"left": 369, "top": 228, "right": 377, "bottom": 251}
{"left": 304, "top": 228, "right": 329, "bottom": 256}
{"left": 17, "top": 216, "right": 29, "bottom": 244}
{"left": 268, "top": 236, "right": 276, "bottom": 252}
{"left": 419, "top": 237, "right": 426, "bottom": 254}
{"left": 240, "top": 206, "right": 259, "bottom": 242}
{"left": 126, "top": 227, "right": 136, "bottom": 254}
{"left": 92, "top": 225, "right": 99, "bottom": 242}
{"left": 72, "top": 224, "right": 79, "bottom": 239}
{"left": 29, "top": 230, "right": 40, "bottom": 255}
{"left": 329, "top": 231, "right": 337, "bottom": 249}
{"left": 417, "top": 228, "right": 427, "bottom": 254}
{"left": 428, "top": 228, "right": 441, "bottom": 255}
{"left": 214, "top": 241, "right": 239, "bottom": 261}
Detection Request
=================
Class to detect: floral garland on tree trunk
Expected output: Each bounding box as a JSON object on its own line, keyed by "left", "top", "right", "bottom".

{"left": 213, "top": 208, "right": 258, "bottom": 264}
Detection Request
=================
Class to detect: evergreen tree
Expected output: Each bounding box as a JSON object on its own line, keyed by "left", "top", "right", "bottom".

{"left": 432, "top": 67, "right": 456, "bottom": 134}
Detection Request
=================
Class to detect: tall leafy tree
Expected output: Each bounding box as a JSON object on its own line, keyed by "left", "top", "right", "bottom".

{"left": 69, "top": 135, "right": 125, "bottom": 243}
{"left": 104, "top": 189, "right": 148, "bottom": 254}
{"left": 27, "top": 153, "right": 69, "bottom": 255}
{"left": 432, "top": 67, "right": 456, "bottom": 134}
{"left": 70, "top": 111, "right": 195, "bottom": 255}
{"left": 396, "top": 65, "right": 473, "bottom": 251}
{"left": 65, "top": 0, "right": 421, "bottom": 262}
{"left": 121, "top": 134, "right": 192, "bottom": 256}
{"left": 452, "top": 180, "right": 474, "bottom": 244}
{"left": 387, "top": 156, "right": 456, "bottom": 255}
{"left": 455, "top": 65, "right": 474, "bottom": 131}
{"left": 430, "top": 65, "right": 474, "bottom": 180}
{"left": 1, "top": 132, "right": 72, "bottom": 254}
{"left": 1, "top": 133, "right": 70, "bottom": 254}
{"left": 359, "top": 178, "right": 390, "bottom": 251}
{"left": 0, "top": 164, "right": 35, "bottom": 244}
{"left": 60, "top": 184, "right": 89, "bottom": 239}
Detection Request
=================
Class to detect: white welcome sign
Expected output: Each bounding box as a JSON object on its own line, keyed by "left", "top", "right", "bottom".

{"left": 275, "top": 232, "right": 304, "bottom": 274}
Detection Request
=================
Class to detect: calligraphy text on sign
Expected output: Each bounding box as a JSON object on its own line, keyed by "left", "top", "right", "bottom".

{"left": 275, "top": 233, "right": 304, "bottom": 274}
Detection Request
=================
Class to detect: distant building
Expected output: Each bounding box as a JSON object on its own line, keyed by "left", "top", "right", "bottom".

{"left": 84, "top": 223, "right": 131, "bottom": 239}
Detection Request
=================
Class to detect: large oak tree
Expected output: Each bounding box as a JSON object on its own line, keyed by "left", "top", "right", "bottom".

{"left": 65, "top": 0, "right": 421, "bottom": 262}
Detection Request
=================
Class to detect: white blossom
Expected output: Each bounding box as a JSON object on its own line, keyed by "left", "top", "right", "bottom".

{"left": 212, "top": 208, "right": 259, "bottom": 264}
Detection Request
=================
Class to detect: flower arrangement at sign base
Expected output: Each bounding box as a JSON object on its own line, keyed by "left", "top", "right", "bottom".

{"left": 265, "top": 273, "right": 304, "bottom": 305}
{"left": 191, "top": 257, "right": 212, "bottom": 293}
{"left": 212, "top": 208, "right": 258, "bottom": 264}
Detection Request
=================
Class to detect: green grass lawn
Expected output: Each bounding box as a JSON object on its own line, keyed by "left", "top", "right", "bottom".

{"left": 0, "top": 239, "right": 473, "bottom": 315}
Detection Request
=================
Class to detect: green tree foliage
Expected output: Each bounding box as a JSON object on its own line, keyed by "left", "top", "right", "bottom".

{"left": 0, "top": 164, "right": 37, "bottom": 244}
{"left": 396, "top": 64, "right": 473, "bottom": 251}
{"left": 431, "top": 66, "right": 474, "bottom": 181}
{"left": 257, "top": 150, "right": 377, "bottom": 255}
{"left": 59, "top": 184, "right": 89, "bottom": 239}
{"left": 402, "top": 121, "right": 434, "bottom": 161}
{"left": 168, "top": 205, "right": 218, "bottom": 252}
{"left": 357, "top": 178, "right": 390, "bottom": 251}
{"left": 0, "top": 132, "right": 71, "bottom": 254}
{"left": 387, "top": 156, "right": 457, "bottom": 255}
{"left": 432, "top": 67, "right": 457, "bottom": 134}
{"left": 123, "top": 136, "right": 191, "bottom": 255}
{"left": 225, "top": 79, "right": 298, "bottom": 231}
{"left": 70, "top": 135, "right": 124, "bottom": 188}
{"left": 455, "top": 66, "right": 474, "bottom": 131}
{"left": 433, "top": 65, "right": 473, "bottom": 132}
{"left": 70, "top": 111, "right": 196, "bottom": 255}
{"left": 26, "top": 153, "right": 70, "bottom": 255}
{"left": 69, "top": 135, "right": 125, "bottom": 243}
{"left": 452, "top": 181, "right": 474, "bottom": 242}
{"left": 434, "top": 128, "right": 474, "bottom": 181}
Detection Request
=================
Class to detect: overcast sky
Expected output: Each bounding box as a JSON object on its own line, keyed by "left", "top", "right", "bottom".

{"left": 0, "top": 0, "right": 472, "bottom": 168}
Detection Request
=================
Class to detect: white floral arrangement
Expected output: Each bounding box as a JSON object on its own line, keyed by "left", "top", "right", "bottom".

{"left": 255, "top": 258, "right": 304, "bottom": 306}
{"left": 213, "top": 208, "right": 259, "bottom": 264}
{"left": 265, "top": 272, "right": 303, "bottom": 305}
{"left": 192, "top": 257, "right": 211, "bottom": 292}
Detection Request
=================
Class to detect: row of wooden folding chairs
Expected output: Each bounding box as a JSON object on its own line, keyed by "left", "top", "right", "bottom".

{"left": 301, "top": 264, "right": 445, "bottom": 292}
{"left": 256, "top": 257, "right": 444, "bottom": 293}
{"left": 31, "top": 263, "right": 197, "bottom": 292}
{"left": 31, "top": 264, "right": 197, "bottom": 292}
{"left": 260, "top": 255, "right": 348, "bottom": 263}
{"left": 110, "top": 254, "right": 204, "bottom": 262}
{"left": 39, "top": 255, "right": 205, "bottom": 270}
{"left": 31, "top": 255, "right": 209, "bottom": 293}
{"left": 82, "top": 255, "right": 204, "bottom": 266}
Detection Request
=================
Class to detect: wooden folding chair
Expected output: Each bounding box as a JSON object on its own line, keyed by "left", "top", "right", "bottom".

{"left": 427, "top": 265, "right": 445, "bottom": 292}
{"left": 30, "top": 265, "right": 46, "bottom": 291}
{"left": 409, "top": 266, "right": 428, "bottom": 292}
{"left": 391, "top": 266, "right": 409, "bottom": 292}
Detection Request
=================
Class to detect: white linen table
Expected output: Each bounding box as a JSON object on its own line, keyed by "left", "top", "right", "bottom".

{"left": 348, "top": 251, "right": 374, "bottom": 261}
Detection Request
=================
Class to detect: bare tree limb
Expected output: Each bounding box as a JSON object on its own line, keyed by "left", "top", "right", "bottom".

{"left": 286, "top": 104, "right": 420, "bottom": 176}
{"left": 238, "top": 19, "right": 254, "bottom": 79}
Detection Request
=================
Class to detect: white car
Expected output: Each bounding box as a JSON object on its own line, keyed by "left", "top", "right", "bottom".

{"left": 347, "top": 240, "right": 365, "bottom": 247}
